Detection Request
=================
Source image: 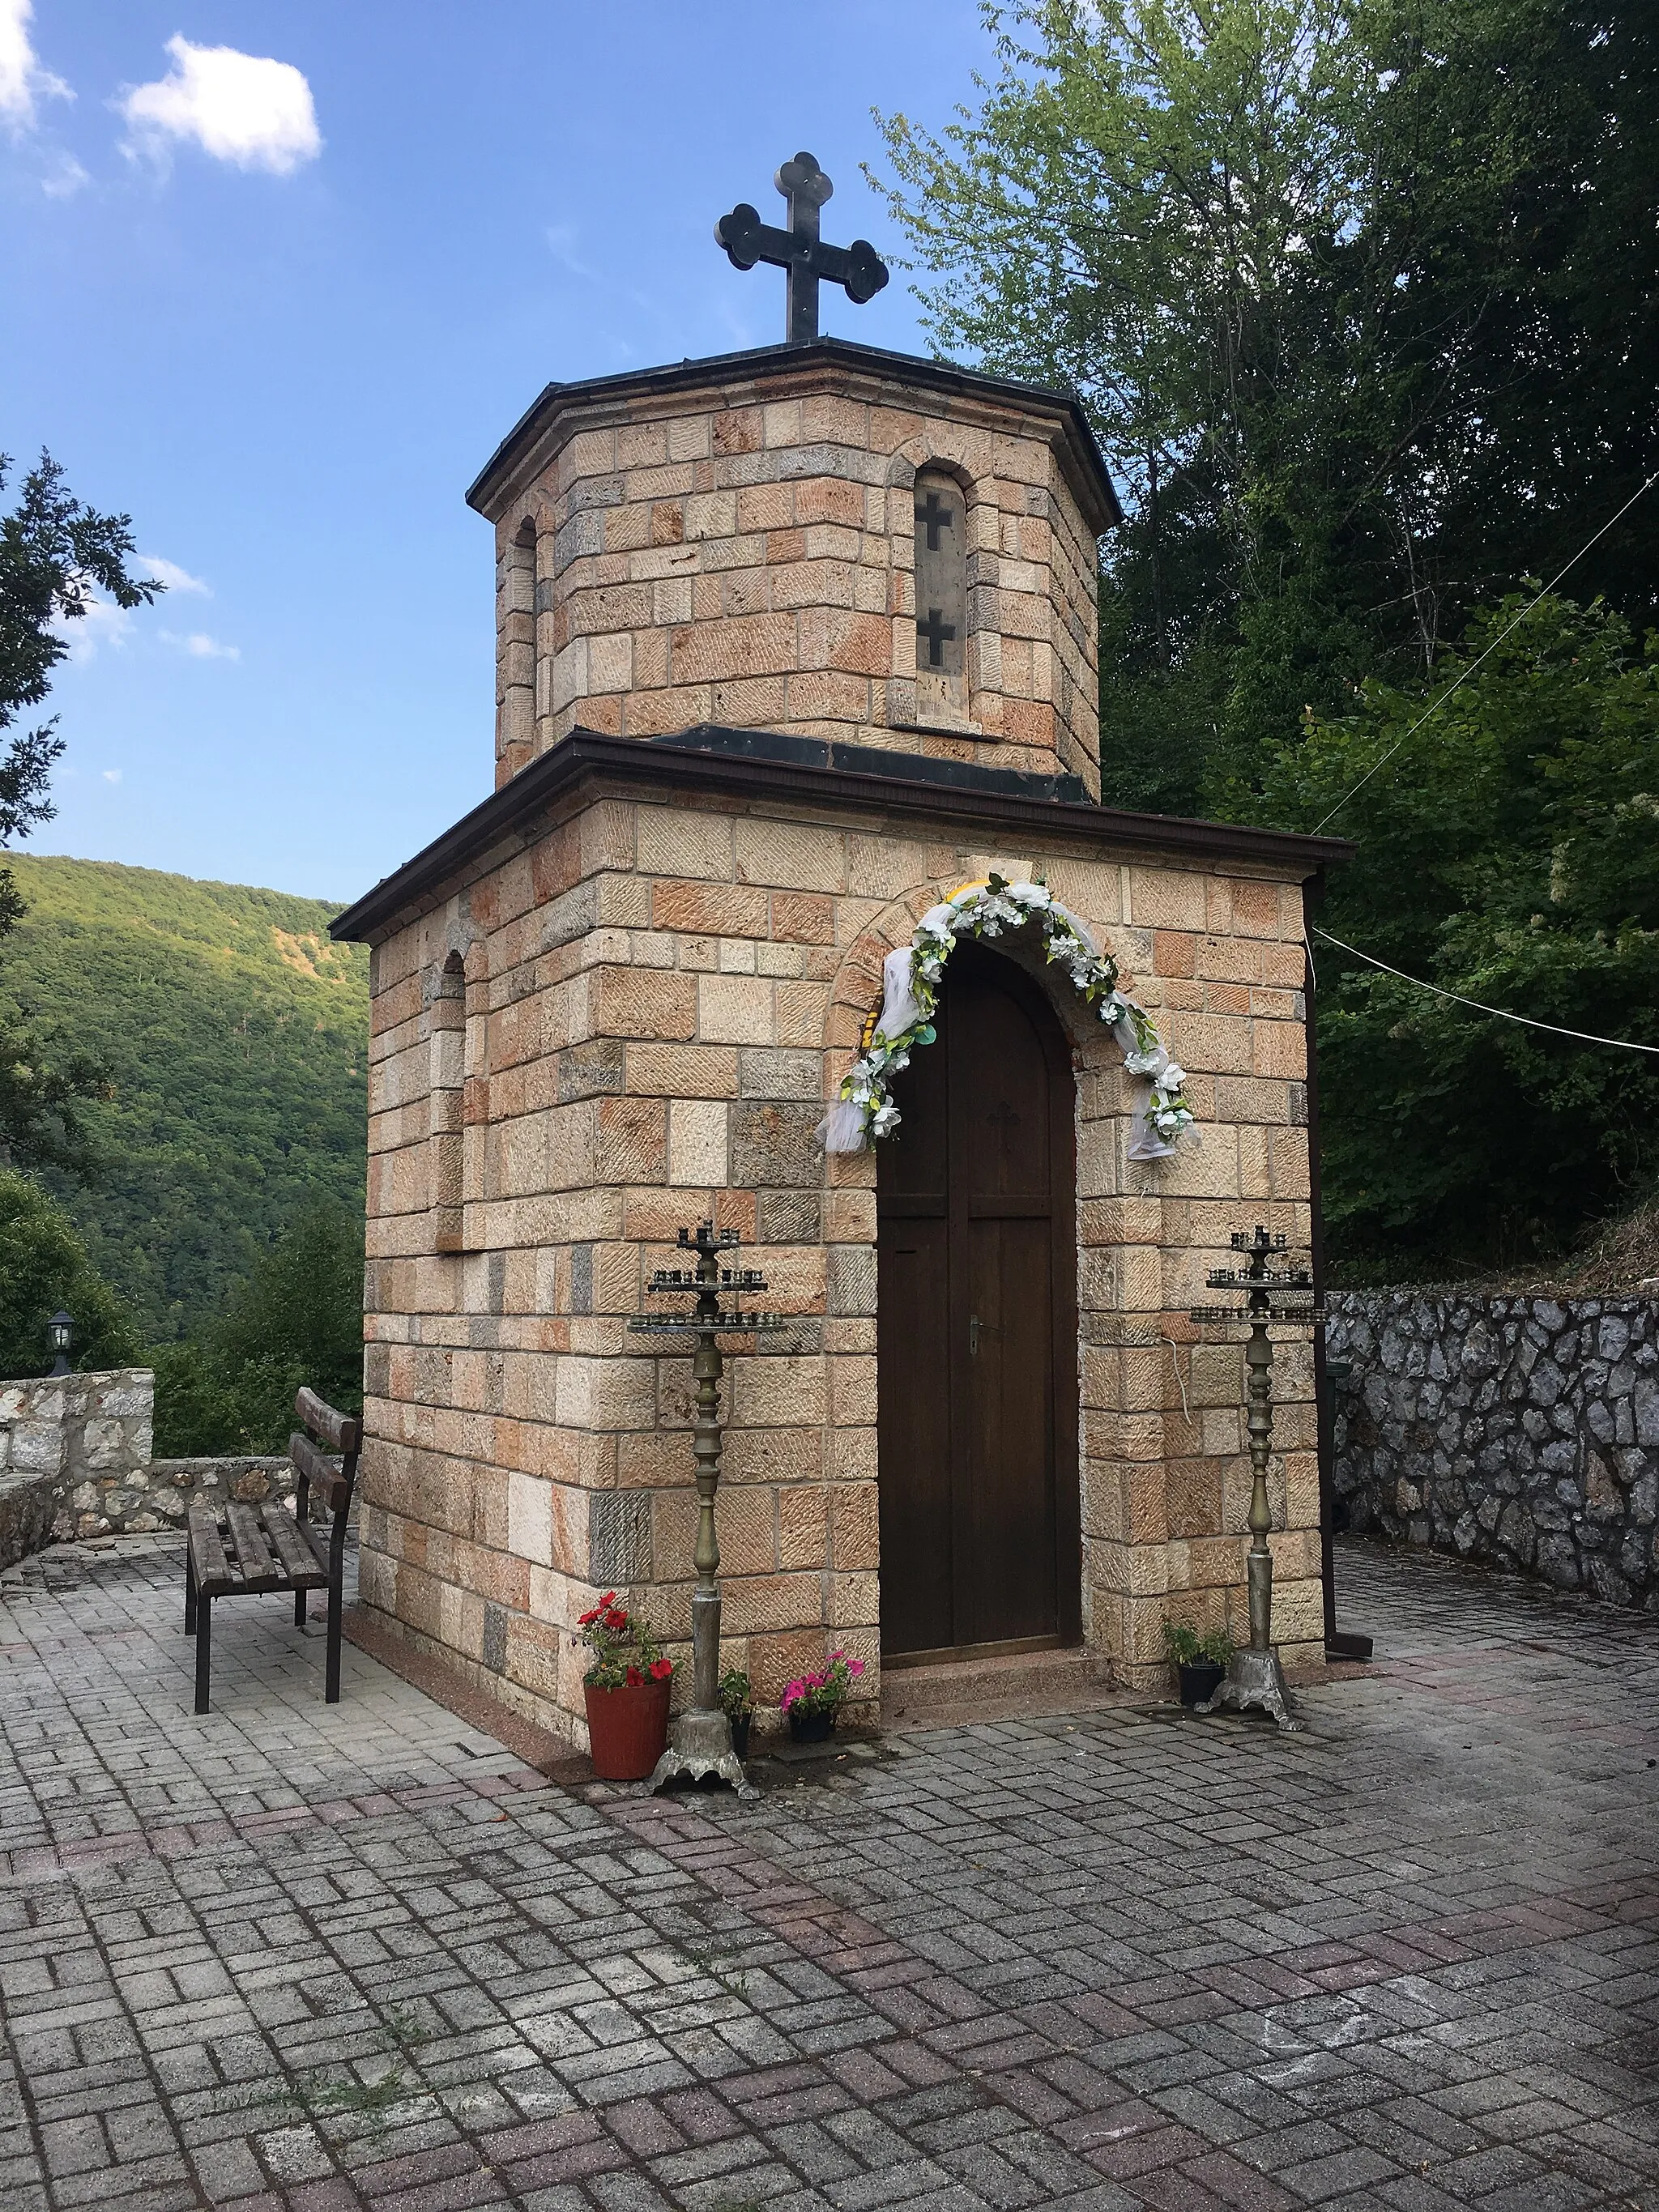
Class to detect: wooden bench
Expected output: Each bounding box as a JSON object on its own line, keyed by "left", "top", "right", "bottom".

{"left": 184, "top": 1387, "right": 363, "bottom": 1714}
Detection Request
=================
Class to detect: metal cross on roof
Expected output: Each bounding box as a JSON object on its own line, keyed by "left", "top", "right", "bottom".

{"left": 714, "top": 151, "right": 889, "bottom": 343}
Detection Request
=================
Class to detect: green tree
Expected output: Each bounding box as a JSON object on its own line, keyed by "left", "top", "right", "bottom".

{"left": 876, "top": 0, "right": 1382, "bottom": 806}
{"left": 152, "top": 1201, "right": 365, "bottom": 1455}
{"left": 873, "top": 0, "right": 1659, "bottom": 811}
{"left": 1, "top": 856, "right": 369, "bottom": 1341}
{"left": 0, "top": 1169, "right": 139, "bottom": 1379}
{"left": 0, "top": 452, "right": 161, "bottom": 1172}
{"left": 1260, "top": 595, "right": 1659, "bottom": 1270}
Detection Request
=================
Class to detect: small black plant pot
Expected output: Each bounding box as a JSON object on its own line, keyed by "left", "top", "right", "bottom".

{"left": 1178, "top": 1660, "right": 1226, "bottom": 1708}
{"left": 729, "top": 1714, "right": 752, "bottom": 1761}
{"left": 788, "top": 1709, "right": 836, "bottom": 1744}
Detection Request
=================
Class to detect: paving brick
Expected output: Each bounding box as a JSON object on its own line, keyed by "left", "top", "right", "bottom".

{"left": 4, "top": 1536, "right": 1659, "bottom": 2211}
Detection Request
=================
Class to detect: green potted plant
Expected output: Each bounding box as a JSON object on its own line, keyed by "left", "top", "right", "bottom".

{"left": 576, "top": 1592, "right": 673, "bottom": 1779}
{"left": 780, "top": 1650, "right": 864, "bottom": 1743}
{"left": 719, "top": 1669, "right": 754, "bottom": 1761}
{"left": 1163, "top": 1622, "right": 1233, "bottom": 1708}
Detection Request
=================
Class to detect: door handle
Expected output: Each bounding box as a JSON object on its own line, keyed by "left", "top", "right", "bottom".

{"left": 970, "top": 1315, "right": 995, "bottom": 1356}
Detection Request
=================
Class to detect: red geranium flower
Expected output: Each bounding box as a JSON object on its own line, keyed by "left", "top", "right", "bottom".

{"left": 649, "top": 1656, "right": 672, "bottom": 1680}
{"left": 625, "top": 1664, "right": 642, "bottom": 1686}
{"left": 603, "top": 1608, "right": 629, "bottom": 1632}
{"left": 577, "top": 1606, "right": 599, "bottom": 1627}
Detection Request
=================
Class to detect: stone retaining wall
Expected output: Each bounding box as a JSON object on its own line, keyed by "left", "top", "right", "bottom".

{"left": 1328, "top": 1292, "right": 1659, "bottom": 1608}
{"left": 0, "top": 1366, "right": 296, "bottom": 1569}
{"left": 61, "top": 1455, "right": 296, "bottom": 1542}
{"left": 0, "top": 1366, "right": 153, "bottom": 1481}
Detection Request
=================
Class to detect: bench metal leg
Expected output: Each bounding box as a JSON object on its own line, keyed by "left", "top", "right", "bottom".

{"left": 184, "top": 1551, "right": 197, "bottom": 1636}
{"left": 194, "top": 1595, "right": 211, "bottom": 1715}
{"left": 295, "top": 1588, "right": 308, "bottom": 1628}
{"left": 326, "top": 1578, "right": 342, "bottom": 1703}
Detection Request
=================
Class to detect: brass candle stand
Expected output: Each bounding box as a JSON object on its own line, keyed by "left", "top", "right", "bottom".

{"left": 1188, "top": 1225, "right": 1321, "bottom": 1733}
{"left": 629, "top": 1221, "right": 784, "bottom": 1799}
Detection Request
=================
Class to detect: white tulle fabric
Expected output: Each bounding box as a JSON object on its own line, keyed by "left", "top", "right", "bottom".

{"left": 813, "top": 878, "right": 1193, "bottom": 1159}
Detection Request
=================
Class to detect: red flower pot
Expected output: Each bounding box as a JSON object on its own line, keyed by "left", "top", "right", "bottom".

{"left": 584, "top": 1676, "right": 671, "bottom": 1780}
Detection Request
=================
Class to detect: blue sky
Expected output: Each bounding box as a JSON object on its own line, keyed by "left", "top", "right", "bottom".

{"left": 2, "top": 2, "right": 992, "bottom": 901}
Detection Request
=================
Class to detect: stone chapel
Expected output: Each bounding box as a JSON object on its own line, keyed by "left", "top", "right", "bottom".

{"left": 331, "top": 329, "right": 1350, "bottom": 1747}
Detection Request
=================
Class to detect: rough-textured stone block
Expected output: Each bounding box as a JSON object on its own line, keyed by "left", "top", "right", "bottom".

{"left": 588, "top": 1489, "right": 654, "bottom": 1584}
{"left": 731, "top": 1101, "right": 822, "bottom": 1189}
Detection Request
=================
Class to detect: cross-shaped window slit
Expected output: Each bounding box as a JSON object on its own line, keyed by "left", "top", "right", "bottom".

{"left": 915, "top": 489, "right": 953, "bottom": 551}
{"left": 917, "top": 607, "right": 956, "bottom": 667}
{"left": 911, "top": 469, "right": 967, "bottom": 692}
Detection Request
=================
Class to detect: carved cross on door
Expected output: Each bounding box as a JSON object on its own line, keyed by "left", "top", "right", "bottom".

{"left": 714, "top": 152, "right": 889, "bottom": 343}
{"left": 986, "top": 1098, "right": 1022, "bottom": 1154}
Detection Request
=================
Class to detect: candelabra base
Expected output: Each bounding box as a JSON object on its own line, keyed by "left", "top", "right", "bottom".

{"left": 1196, "top": 1646, "right": 1306, "bottom": 1733}
{"left": 649, "top": 1707, "right": 759, "bottom": 1801}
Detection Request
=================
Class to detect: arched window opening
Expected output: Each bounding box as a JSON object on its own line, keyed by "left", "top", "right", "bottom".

{"left": 497, "top": 518, "right": 537, "bottom": 779}
{"left": 912, "top": 468, "right": 968, "bottom": 724}
{"left": 430, "top": 954, "right": 465, "bottom": 1254}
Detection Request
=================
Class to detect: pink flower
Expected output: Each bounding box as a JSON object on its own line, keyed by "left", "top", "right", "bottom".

{"left": 848, "top": 1659, "right": 865, "bottom": 1676}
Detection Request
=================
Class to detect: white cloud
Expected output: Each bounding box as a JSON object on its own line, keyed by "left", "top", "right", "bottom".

{"left": 102, "top": 768, "right": 122, "bottom": 784}
{"left": 58, "top": 591, "right": 134, "bottom": 661}
{"left": 545, "top": 224, "right": 595, "bottom": 279}
{"left": 139, "top": 554, "right": 211, "bottom": 596}
{"left": 160, "top": 629, "right": 240, "bottom": 662}
{"left": 56, "top": 569, "right": 233, "bottom": 663}
{"left": 0, "top": 0, "right": 70, "bottom": 130}
{"left": 40, "top": 149, "right": 88, "bottom": 197}
{"left": 118, "top": 36, "right": 320, "bottom": 175}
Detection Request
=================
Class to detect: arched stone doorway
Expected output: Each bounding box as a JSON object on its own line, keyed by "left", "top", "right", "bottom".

{"left": 876, "top": 939, "right": 1081, "bottom": 1660}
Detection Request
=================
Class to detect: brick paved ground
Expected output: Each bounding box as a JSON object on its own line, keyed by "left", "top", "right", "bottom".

{"left": 2, "top": 1535, "right": 1657, "bottom": 2212}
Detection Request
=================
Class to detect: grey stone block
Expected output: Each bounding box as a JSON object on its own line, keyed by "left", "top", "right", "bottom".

{"left": 731, "top": 1101, "right": 822, "bottom": 1189}
{"left": 559, "top": 1038, "right": 625, "bottom": 1101}
{"left": 758, "top": 1189, "right": 821, "bottom": 1243}
{"left": 828, "top": 1246, "right": 877, "bottom": 1319}
{"left": 589, "top": 1490, "right": 653, "bottom": 1586}
{"left": 738, "top": 1047, "right": 822, "bottom": 1101}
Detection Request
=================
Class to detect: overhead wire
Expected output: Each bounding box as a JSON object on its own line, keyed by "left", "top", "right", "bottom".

{"left": 1310, "top": 926, "right": 1659, "bottom": 1055}
{"left": 1310, "top": 472, "right": 1659, "bottom": 834}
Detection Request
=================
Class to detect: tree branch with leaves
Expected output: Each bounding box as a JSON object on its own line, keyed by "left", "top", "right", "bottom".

{"left": 0, "top": 451, "right": 164, "bottom": 1172}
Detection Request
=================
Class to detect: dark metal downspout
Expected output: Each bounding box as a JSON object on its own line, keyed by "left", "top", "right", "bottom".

{"left": 1303, "top": 875, "right": 1372, "bottom": 1663}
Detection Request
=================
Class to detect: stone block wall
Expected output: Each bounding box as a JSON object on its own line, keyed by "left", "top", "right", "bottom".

{"left": 0, "top": 1366, "right": 298, "bottom": 1570}
{"left": 481, "top": 352, "right": 1108, "bottom": 792}
{"left": 1328, "top": 1293, "right": 1659, "bottom": 1607}
{"left": 357, "top": 778, "right": 1324, "bottom": 1746}
{"left": 61, "top": 1456, "right": 296, "bottom": 1543}
{"left": 0, "top": 1367, "right": 152, "bottom": 1540}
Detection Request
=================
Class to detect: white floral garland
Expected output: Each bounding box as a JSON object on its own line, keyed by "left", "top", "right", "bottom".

{"left": 816, "top": 874, "right": 1196, "bottom": 1158}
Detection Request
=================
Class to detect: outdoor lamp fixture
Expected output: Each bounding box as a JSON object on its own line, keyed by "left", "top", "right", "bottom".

{"left": 46, "top": 1311, "right": 74, "bottom": 1378}
{"left": 629, "top": 1221, "right": 785, "bottom": 1799}
{"left": 1188, "top": 1225, "right": 1322, "bottom": 1733}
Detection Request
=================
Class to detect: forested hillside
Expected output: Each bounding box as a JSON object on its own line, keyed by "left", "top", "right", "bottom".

{"left": 0, "top": 856, "right": 368, "bottom": 1340}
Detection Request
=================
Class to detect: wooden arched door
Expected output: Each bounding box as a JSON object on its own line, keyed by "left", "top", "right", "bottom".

{"left": 876, "top": 940, "right": 1080, "bottom": 1660}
